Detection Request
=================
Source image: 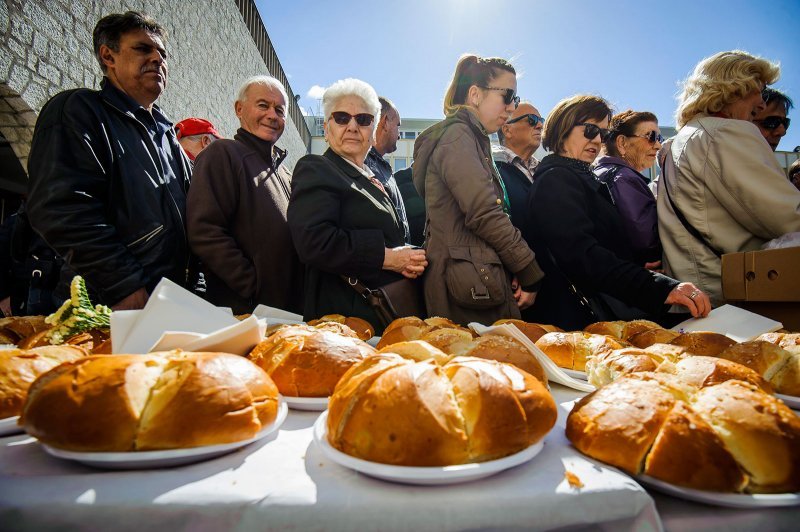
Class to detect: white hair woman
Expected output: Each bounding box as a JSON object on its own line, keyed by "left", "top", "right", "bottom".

{"left": 658, "top": 50, "right": 800, "bottom": 307}
{"left": 287, "top": 78, "right": 426, "bottom": 332}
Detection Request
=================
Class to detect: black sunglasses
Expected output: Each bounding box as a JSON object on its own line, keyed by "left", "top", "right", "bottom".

{"left": 330, "top": 111, "right": 374, "bottom": 127}
{"left": 507, "top": 113, "right": 545, "bottom": 127}
{"left": 630, "top": 131, "right": 665, "bottom": 144}
{"left": 480, "top": 86, "right": 520, "bottom": 108}
{"left": 577, "top": 122, "right": 613, "bottom": 142}
{"left": 757, "top": 116, "right": 791, "bottom": 130}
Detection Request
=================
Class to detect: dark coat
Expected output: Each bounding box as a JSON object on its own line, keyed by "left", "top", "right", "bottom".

{"left": 593, "top": 155, "right": 661, "bottom": 264}
{"left": 524, "top": 154, "right": 677, "bottom": 330}
{"left": 287, "top": 149, "right": 405, "bottom": 332}
{"left": 496, "top": 160, "right": 533, "bottom": 234}
{"left": 187, "top": 128, "right": 304, "bottom": 315}
{"left": 412, "top": 108, "right": 544, "bottom": 326}
{"left": 27, "top": 81, "right": 191, "bottom": 305}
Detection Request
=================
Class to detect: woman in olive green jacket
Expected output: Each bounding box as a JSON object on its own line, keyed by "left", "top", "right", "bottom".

{"left": 412, "top": 55, "right": 544, "bottom": 325}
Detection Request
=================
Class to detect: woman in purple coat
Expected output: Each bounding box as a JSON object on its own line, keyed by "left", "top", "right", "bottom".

{"left": 593, "top": 110, "right": 663, "bottom": 267}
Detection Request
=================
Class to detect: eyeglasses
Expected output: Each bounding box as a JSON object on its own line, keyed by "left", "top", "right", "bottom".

{"left": 479, "top": 86, "right": 520, "bottom": 108}
{"left": 506, "top": 113, "right": 545, "bottom": 127}
{"left": 629, "top": 131, "right": 665, "bottom": 144}
{"left": 756, "top": 116, "right": 791, "bottom": 130}
{"left": 330, "top": 111, "right": 375, "bottom": 127}
{"left": 577, "top": 122, "right": 613, "bottom": 142}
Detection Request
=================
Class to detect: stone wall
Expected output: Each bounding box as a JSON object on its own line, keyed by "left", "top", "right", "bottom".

{"left": 0, "top": 0, "right": 309, "bottom": 173}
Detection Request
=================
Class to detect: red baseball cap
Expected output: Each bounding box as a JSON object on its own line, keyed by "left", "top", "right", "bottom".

{"left": 175, "top": 117, "right": 221, "bottom": 139}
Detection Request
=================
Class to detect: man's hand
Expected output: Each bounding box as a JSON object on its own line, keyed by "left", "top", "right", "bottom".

{"left": 111, "top": 288, "right": 149, "bottom": 310}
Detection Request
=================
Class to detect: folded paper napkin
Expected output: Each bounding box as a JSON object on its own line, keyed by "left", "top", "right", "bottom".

{"left": 469, "top": 322, "right": 595, "bottom": 393}
{"left": 671, "top": 304, "right": 782, "bottom": 342}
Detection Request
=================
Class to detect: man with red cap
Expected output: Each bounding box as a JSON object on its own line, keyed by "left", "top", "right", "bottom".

{"left": 175, "top": 117, "right": 221, "bottom": 161}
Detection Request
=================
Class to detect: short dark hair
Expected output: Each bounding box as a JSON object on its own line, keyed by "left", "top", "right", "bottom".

{"left": 93, "top": 11, "right": 166, "bottom": 73}
{"left": 542, "top": 95, "right": 612, "bottom": 154}
{"left": 763, "top": 88, "right": 794, "bottom": 114}
{"left": 604, "top": 110, "right": 658, "bottom": 157}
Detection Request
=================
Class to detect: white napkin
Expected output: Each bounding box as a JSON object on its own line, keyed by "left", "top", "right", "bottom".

{"left": 113, "top": 278, "right": 239, "bottom": 354}
{"left": 151, "top": 315, "right": 264, "bottom": 355}
{"left": 469, "top": 322, "right": 595, "bottom": 393}
{"left": 671, "top": 304, "right": 783, "bottom": 342}
{"left": 252, "top": 304, "right": 303, "bottom": 322}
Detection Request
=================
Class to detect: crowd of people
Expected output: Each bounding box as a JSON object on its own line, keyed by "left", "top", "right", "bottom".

{"left": 2, "top": 10, "right": 799, "bottom": 333}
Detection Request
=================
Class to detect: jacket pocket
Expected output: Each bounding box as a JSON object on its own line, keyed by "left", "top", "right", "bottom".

{"left": 444, "top": 246, "right": 506, "bottom": 309}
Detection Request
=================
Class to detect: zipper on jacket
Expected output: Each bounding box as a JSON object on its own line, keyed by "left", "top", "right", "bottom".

{"left": 126, "top": 225, "right": 164, "bottom": 248}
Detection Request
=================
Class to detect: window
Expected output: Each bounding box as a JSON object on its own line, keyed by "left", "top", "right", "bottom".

{"left": 401, "top": 131, "right": 416, "bottom": 140}
{"left": 393, "top": 157, "right": 408, "bottom": 171}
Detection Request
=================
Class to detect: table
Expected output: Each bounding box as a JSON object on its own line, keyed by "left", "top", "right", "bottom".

{"left": 0, "top": 385, "right": 796, "bottom": 531}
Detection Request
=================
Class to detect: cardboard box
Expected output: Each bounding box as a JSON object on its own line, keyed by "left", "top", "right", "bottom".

{"left": 721, "top": 247, "right": 800, "bottom": 330}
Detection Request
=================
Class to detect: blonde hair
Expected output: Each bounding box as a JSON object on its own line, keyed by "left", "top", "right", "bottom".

{"left": 675, "top": 50, "right": 780, "bottom": 128}
{"left": 443, "top": 54, "right": 515, "bottom": 117}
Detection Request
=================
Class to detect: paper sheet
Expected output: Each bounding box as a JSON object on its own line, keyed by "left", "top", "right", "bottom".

{"left": 670, "top": 304, "right": 783, "bottom": 342}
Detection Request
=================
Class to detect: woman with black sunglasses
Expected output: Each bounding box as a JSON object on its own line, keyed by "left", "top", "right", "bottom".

{"left": 659, "top": 50, "right": 800, "bottom": 308}
{"left": 288, "top": 78, "right": 427, "bottom": 332}
{"left": 593, "top": 110, "right": 663, "bottom": 267}
{"left": 412, "top": 54, "right": 544, "bottom": 325}
{"left": 523, "top": 95, "right": 709, "bottom": 330}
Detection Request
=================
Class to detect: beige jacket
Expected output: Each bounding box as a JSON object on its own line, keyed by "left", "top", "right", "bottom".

{"left": 413, "top": 108, "right": 544, "bottom": 325}
{"left": 657, "top": 115, "right": 800, "bottom": 306}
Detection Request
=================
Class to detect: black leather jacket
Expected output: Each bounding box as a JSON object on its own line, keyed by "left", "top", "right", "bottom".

{"left": 27, "top": 80, "right": 191, "bottom": 305}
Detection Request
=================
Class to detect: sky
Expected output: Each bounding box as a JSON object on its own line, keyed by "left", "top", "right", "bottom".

{"left": 257, "top": 0, "right": 800, "bottom": 150}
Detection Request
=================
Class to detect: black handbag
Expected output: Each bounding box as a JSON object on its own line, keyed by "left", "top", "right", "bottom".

{"left": 342, "top": 276, "right": 424, "bottom": 328}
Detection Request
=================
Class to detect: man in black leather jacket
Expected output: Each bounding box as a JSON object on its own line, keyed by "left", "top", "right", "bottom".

{"left": 27, "top": 11, "right": 191, "bottom": 309}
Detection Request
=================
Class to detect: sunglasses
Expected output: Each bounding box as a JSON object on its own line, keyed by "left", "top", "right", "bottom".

{"left": 480, "top": 86, "right": 520, "bottom": 107}
{"left": 757, "top": 116, "right": 791, "bottom": 130}
{"left": 577, "top": 122, "right": 613, "bottom": 142}
{"left": 507, "top": 113, "right": 545, "bottom": 127}
{"left": 630, "top": 131, "right": 665, "bottom": 144}
{"left": 330, "top": 111, "right": 374, "bottom": 127}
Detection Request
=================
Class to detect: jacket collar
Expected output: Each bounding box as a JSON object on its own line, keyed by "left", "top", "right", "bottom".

{"left": 323, "top": 148, "right": 365, "bottom": 178}
{"left": 100, "top": 78, "right": 168, "bottom": 124}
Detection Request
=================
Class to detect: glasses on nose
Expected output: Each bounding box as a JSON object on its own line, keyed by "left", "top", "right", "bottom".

{"left": 479, "top": 86, "right": 520, "bottom": 108}
{"left": 577, "top": 122, "right": 613, "bottom": 142}
{"left": 330, "top": 112, "right": 374, "bottom": 127}
{"left": 757, "top": 116, "right": 791, "bottom": 130}
{"left": 506, "top": 113, "right": 545, "bottom": 127}
{"left": 630, "top": 130, "right": 665, "bottom": 144}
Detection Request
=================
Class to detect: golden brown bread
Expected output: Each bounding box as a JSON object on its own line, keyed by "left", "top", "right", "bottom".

{"left": 377, "top": 340, "right": 452, "bottom": 365}
{"left": 17, "top": 327, "right": 111, "bottom": 353}
{"left": 663, "top": 356, "right": 772, "bottom": 393}
{"left": 535, "top": 332, "right": 624, "bottom": 371}
{"left": 307, "top": 314, "right": 375, "bottom": 341}
{"left": 0, "top": 346, "right": 88, "bottom": 418}
{"left": 584, "top": 320, "right": 664, "bottom": 342}
{"left": 418, "top": 327, "right": 474, "bottom": 354}
{"left": 0, "top": 316, "right": 50, "bottom": 345}
{"left": 376, "top": 316, "right": 474, "bottom": 349}
{"left": 669, "top": 331, "right": 737, "bottom": 356}
{"left": 586, "top": 346, "right": 680, "bottom": 388}
{"left": 714, "top": 341, "right": 799, "bottom": 395}
{"left": 21, "top": 351, "right": 280, "bottom": 451}
{"left": 459, "top": 335, "right": 546, "bottom": 386}
{"left": 567, "top": 373, "right": 800, "bottom": 493}
{"left": 309, "top": 320, "right": 360, "bottom": 339}
{"left": 756, "top": 333, "right": 800, "bottom": 354}
{"left": 492, "top": 319, "right": 550, "bottom": 343}
{"left": 327, "top": 354, "right": 557, "bottom": 466}
{"left": 248, "top": 325, "right": 375, "bottom": 397}
{"left": 628, "top": 328, "right": 681, "bottom": 348}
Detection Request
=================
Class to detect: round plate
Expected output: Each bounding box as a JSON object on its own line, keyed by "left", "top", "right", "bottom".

{"left": 562, "top": 369, "right": 588, "bottom": 381}
{"left": 313, "top": 410, "right": 544, "bottom": 485}
{"left": 283, "top": 395, "right": 329, "bottom": 411}
{"left": 637, "top": 475, "right": 800, "bottom": 508}
{"left": 41, "top": 401, "right": 288, "bottom": 469}
{"left": 0, "top": 416, "right": 23, "bottom": 436}
{"left": 775, "top": 393, "right": 800, "bottom": 410}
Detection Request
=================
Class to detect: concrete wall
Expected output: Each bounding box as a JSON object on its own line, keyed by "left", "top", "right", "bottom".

{"left": 0, "top": 0, "right": 308, "bottom": 173}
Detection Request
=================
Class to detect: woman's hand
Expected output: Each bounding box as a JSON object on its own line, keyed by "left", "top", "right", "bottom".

{"left": 511, "top": 277, "right": 536, "bottom": 309}
{"left": 383, "top": 246, "right": 428, "bottom": 278}
{"left": 644, "top": 260, "right": 663, "bottom": 273}
{"left": 665, "top": 282, "right": 711, "bottom": 318}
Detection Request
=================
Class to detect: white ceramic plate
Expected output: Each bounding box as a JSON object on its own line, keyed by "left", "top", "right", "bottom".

{"left": 41, "top": 401, "right": 288, "bottom": 469}
{"left": 562, "top": 369, "right": 588, "bottom": 381}
{"left": 637, "top": 475, "right": 800, "bottom": 508}
{"left": 775, "top": 393, "right": 800, "bottom": 410}
{"left": 283, "top": 395, "right": 329, "bottom": 411}
{"left": 0, "top": 416, "right": 23, "bottom": 436}
{"left": 313, "top": 410, "right": 544, "bottom": 485}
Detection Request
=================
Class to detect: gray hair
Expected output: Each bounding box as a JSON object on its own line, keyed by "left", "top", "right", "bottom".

{"left": 236, "top": 75, "right": 289, "bottom": 106}
{"left": 322, "top": 78, "right": 381, "bottom": 133}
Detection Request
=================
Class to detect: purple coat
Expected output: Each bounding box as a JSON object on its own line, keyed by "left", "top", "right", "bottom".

{"left": 593, "top": 156, "right": 661, "bottom": 264}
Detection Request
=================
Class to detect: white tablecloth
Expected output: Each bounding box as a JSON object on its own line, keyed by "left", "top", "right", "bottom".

{"left": 0, "top": 385, "right": 795, "bottom": 531}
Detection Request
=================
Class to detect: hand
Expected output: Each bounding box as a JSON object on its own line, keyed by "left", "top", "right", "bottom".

{"left": 644, "top": 260, "right": 662, "bottom": 272}
{"left": 665, "top": 282, "right": 710, "bottom": 318}
{"left": 517, "top": 289, "right": 536, "bottom": 310}
{"left": 511, "top": 277, "right": 521, "bottom": 303}
{"left": 0, "top": 296, "right": 11, "bottom": 317}
{"left": 111, "top": 287, "right": 149, "bottom": 310}
{"left": 383, "top": 246, "right": 428, "bottom": 279}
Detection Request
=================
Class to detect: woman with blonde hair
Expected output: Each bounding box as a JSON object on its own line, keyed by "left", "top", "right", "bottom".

{"left": 412, "top": 54, "right": 544, "bottom": 325}
{"left": 658, "top": 50, "right": 800, "bottom": 307}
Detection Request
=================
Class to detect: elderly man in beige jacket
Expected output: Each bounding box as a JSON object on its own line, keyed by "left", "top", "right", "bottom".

{"left": 658, "top": 50, "right": 800, "bottom": 307}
